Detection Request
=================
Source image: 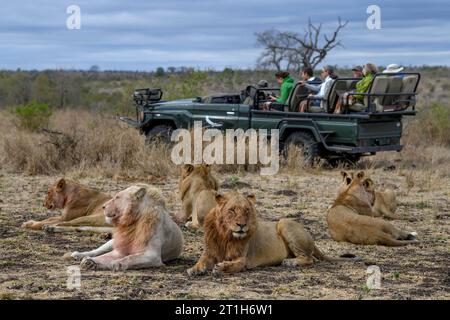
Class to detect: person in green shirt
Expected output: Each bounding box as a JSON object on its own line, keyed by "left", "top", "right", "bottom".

{"left": 334, "top": 63, "right": 378, "bottom": 114}
{"left": 262, "top": 71, "right": 294, "bottom": 110}
{"left": 272, "top": 71, "right": 294, "bottom": 104}
{"left": 353, "top": 63, "right": 378, "bottom": 102}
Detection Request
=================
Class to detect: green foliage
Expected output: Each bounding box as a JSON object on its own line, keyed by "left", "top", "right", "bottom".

{"left": 11, "top": 101, "right": 53, "bottom": 131}
{"left": 155, "top": 67, "right": 165, "bottom": 77}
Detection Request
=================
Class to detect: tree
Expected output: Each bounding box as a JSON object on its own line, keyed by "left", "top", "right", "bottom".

{"left": 155, "top": 67, "right": 165, "bottom": 77}
{"left": 256, "top": 17, "right": 348, "bottom": 71}
{"left": 89, "top": 65, "right": 100, "bottom": 72}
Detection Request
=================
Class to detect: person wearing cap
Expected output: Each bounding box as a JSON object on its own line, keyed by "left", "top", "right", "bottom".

{"left": 297, "top": 65, "right": 337, "bottom": 112}
{"left": 383, "top": 64, "right": 404, "bottom": 73}
{"left": 334, "top": 63, "right": 378, "bottom": 114}
{"left": 257, "top": 79, "right": 269, "bottom": 88}
{"left": 352, "top": 65, "right": 364, "bottom": 78}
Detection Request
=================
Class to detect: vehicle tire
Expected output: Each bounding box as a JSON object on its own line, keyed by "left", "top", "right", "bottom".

{"left": 283, "top": 131, "right": 321, "bottom": 166}
{"left": 145, "top": 125, "right": 174, "bottom": 145}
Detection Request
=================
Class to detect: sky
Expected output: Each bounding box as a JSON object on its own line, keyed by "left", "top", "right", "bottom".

{"left": 1, "top": 0, "right": 450, "bottom": 71}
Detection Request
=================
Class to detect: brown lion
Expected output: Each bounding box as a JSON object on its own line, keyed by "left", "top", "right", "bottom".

{"left": 340, "top": 171, "right": 406, "bottom": 220}
{"left": 21, "top": 178, "right": 112, "bottom": 233}
{"left": 176, "top": 164, "right": 219, "bottom": 229}
{"left": 187, "top": 191, "right": 358, "bottom": 276}
{"left": 327, "top": 171, "right": 418, "bottom": 246}
{"left": 66, "top": 184, "right": 184, "bottom": 270}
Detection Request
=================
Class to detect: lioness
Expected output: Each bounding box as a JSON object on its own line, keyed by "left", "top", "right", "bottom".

{"left": 187, "top": 191, "right": 357, "bottom": 276}
{"left": 327, "top": 171, "right": 418, "bottom": 246}
{"left": 340, "top": 171, "right": 405, "bottom": 220}
{"left": 66, "top": 184, "right": 184, "bottom": 271}
{"left": 22, "top": 178, "right": 112, "bottom": 233}
{"left": 177, "top": 164, "right": 219, "bottom": 229}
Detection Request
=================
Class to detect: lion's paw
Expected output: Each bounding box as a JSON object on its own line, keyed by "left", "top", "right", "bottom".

{"left": 80, "top": 257, "right": 98, "bottom": 270}
{"left": 110, "top": 261, "right": 127, "bottom": 272}
{"left": 68, "top": 251, "right": 86, "bottom": 261}
{"left": 186, "top": 267, "right": 206, "bottom": 277}
{"left": 282, "top": 259, "right": 299, "bottom": 267}
{"left": 43, "top": 224, "right": 56, "bottom": 233}
{"left": 212, "top": 263, "right": 227, "bottom": 277}
{"left": 21, "top": 220, "right": 36, "bottom": 229}
{"left": 185, "top": 221, "right": 200, "bottom": 230}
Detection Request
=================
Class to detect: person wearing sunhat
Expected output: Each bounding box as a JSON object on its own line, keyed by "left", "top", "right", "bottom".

{"left": 351, "top": 65, "right": 364, "bottom": 78}
{"left": 383, "top": 64, "right": 404, "bottom": 73}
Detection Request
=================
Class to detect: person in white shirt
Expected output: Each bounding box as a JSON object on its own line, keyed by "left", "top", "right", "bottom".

{"left": 297, "top": 65, "right": 337, "bottom": 112}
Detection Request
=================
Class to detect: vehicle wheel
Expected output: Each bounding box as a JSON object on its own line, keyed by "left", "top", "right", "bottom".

{"left": 326, "top": 154, "right": 361, "bottom": 168}
{"left": 283, "top": 131, "right": 321, "bottom": 166}
{"left": 145, "top": 125, "right": 174, "bottom": 144}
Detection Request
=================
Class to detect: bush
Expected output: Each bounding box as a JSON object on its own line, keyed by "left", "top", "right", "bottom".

{"left": 404, "top": 103, "right": 450, "bottom": 146}
{"left": 11, "top": 101, "right": 53, "bottom": 131}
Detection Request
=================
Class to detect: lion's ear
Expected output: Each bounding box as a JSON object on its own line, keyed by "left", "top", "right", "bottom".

{"left": 340, "top": 171, "right": 348, "bottom": 179}
{"left": 246, "top": 194, "right": 256, "bottom": 204}
{"left": 363, "top": 178, "right": 374, "bottom": 190}
{"left": 356, "top": 171, "right": 365, "bottom": 179}
{"left": 56, "top": 178, "right": 66, "bottom": 192}
{"left": 215, "top": 193, "right": 226, "bottom": 205}
{"left": 182, "top": 164, "right": 194, "bottom": 175}
{"left": 134, "top": 187, "right": 146, "bottom": 200}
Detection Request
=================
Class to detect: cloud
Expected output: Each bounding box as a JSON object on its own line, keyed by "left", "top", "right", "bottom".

{"left": 0, "top": 0, "right": 449, "bottom": 70}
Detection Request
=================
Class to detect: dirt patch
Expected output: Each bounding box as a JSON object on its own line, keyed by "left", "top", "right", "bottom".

{"left": 0, "top": 169, "right": 449, "bottom": 299}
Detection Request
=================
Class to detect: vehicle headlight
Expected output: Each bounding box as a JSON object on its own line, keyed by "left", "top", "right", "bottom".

{"left": 137, "top": 107, "right": 145, "bottom": 123}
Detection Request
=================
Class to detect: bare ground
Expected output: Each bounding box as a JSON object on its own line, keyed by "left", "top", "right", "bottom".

{"left": 0, "top": 167, "right": 449, "bottom": 300}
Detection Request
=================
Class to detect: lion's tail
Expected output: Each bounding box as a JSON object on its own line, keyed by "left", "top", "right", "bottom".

{"left": 313, "top": 245, "right": 362, "bottom": 263}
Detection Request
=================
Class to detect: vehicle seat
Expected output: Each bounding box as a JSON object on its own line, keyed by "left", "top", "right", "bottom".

{"left": 383, "top": 77, "right": 403, "bottom": 111}
{"left": 398, "top": 75, "right": 419, "bottom": 110}
{"left": 288, "top": 83, "right": 309, "bottom": 112}
{"left": 351, "top": 76, "right": 389, "bottom": 112}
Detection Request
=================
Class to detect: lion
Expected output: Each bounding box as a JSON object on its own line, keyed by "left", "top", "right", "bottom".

{"left": 21, "top": 178, "right": 112, "bottom": 233}
{"left": 339, "top": 171, "right": 406, "bottom": 220}
{"left": 327, "top": 171, "right": 418, "bottom": 246}
{"left": 65, "top": 184, "right": 184, "bottom": 271}
{"left": 176, "top": 164, "right": 219, "bottom": 229}
{"left": 187, "top": 191, "right": 358, "bottom": 276}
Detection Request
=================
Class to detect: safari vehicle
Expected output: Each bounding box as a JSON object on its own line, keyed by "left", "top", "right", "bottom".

{"left": 120, "top": 73, "right": 420, "bottom": 166}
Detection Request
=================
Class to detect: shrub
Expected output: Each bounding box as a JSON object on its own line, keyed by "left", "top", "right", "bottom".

{"left": 404, "top": 103, "right": 450, "bottom": 146}
{"left": 11, "top": 101, "right": 53, "bottom": 131}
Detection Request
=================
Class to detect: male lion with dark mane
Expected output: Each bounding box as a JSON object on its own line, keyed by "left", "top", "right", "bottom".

{"left": 176, "top": 164, "right": 219, "bottom": 229}
{"left": 327, "top": 171, "right": 418, "bottom": 246}
{"left": 187, "top": 191, "right": 357, "bottom": 276}
{"left": 22, "top": 178, "right": 112, "bottom": 233}
{"left": 66, "top": 184, "right": 183, "bottom": 270}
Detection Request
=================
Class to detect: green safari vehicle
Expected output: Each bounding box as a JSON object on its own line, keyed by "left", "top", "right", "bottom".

{"left": 120, "top": 72, "right": 421, "bottom": 166}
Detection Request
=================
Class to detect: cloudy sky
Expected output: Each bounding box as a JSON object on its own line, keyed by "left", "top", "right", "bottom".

{"left": 1, "top": 0, "right": 449, "bottom": 70}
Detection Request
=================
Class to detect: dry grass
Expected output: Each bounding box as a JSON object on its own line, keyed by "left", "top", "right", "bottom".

{"left": 0, "top": 110, "right": 175, "bottom": 178}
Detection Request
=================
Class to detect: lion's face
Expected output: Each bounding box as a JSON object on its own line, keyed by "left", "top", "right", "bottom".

{"left": 181, "top": 164, "right": 217, "bottom": 188}
{"left": 215, "top": 192, "right": 257, "bottom": 240}
{"left": 340, "top": 171, "right": 375, "bottom": 204}
{"left": 344, "top": 171, "right": 375, "bottom": 205}
{"left": 44, "top": 178, "right": 66, "bottom": 210}
{"left": 103, "top": 185, "right": 147, "bottom": 227}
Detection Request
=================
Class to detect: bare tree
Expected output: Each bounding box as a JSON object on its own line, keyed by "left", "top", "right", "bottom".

{"left": 256, "top": 17, "right": 348, "bottom": 71}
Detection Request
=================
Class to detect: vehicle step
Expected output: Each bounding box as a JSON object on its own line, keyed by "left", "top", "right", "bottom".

{"left": 319, "top": 131, "right": 335, "bottom": 135}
